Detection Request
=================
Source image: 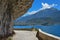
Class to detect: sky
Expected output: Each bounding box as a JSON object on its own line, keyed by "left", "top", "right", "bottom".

{"left": 21, "top": 0, "right": 60, "bottom": 17}
{"left": 29, "top": 0, "right": 60, "bottom": 11}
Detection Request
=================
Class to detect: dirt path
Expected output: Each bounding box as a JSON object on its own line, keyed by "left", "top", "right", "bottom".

{"left": 12, "top": 30, "right": 38, "bottom": 40}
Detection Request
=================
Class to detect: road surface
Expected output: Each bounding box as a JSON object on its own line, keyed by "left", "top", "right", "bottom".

{"left": 12, "top": 30, "right": 38, "bottom": 40}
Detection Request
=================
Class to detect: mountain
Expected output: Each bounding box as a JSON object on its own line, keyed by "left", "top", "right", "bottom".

{"left": 15, "top": 8, "right": 60, "bottom": 26}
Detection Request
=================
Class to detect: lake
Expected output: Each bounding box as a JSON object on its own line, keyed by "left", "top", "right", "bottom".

{"left": 14, "top": 24, "right": 60, "bottom": 37}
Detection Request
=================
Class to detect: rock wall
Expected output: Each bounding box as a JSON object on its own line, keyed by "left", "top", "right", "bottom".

{"left": 0, "top": 0, "right": 34, "bottom": 37}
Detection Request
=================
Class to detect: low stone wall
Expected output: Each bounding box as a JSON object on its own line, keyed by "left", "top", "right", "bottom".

{"left": 36, "top": 31, "right": 59, "bottom": 40}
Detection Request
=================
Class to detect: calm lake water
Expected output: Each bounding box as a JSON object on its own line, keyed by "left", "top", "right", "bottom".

{"left": 14, "top": 24, "right": 60, "bottom": 37}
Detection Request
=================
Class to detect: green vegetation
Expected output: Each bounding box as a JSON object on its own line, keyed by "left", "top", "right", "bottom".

{"left": 7, "top": 37, "right": 12, "bottom": 40}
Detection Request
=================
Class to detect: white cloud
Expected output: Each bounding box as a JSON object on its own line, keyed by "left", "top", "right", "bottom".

{"left": 22, "top": 3, "right": 57, "bottom": 17}
{"left": 40, "top": 3, "right": 57, "bottom": 10}
{"left": 35, "top": 3, "right": 57, "bottom": 12}
{"left": 22, "top": 11, "right": 37, "bottom": 17}
{"left": 27, "top": 11, "right": 37, "bottom": 15}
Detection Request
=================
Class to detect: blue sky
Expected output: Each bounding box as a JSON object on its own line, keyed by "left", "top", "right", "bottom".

{"left": 21, "top": 0, "right": 60, "bottom": 17}
{"left": 28, "top": 0, "right": 60, "bottom": 12}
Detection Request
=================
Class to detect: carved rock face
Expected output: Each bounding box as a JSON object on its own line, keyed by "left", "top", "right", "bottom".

{"left": 0, "top": 0, "right": 34, "bottom": 20}
{"left": 13, "top": 0, "right": 34, "bottom": 20}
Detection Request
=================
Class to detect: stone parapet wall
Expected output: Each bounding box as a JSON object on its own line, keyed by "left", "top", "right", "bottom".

{"left": 36, "top": 31, "right": 59, "bottom": 40}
